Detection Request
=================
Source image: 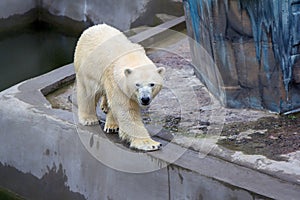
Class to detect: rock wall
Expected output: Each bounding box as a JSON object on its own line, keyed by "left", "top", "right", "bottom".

{"left": 183, "top": 0, "right": 300, "bottom": 113}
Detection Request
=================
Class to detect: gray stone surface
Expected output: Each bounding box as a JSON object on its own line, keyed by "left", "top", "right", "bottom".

{"left": 0, "top": 82, "right": 169, "bottom": 200}
{"left": 0, "top": 73, "right": 272, "bottom": 199}
{"left": 0, "top": 65, "right": 254, "bottom": 199}
{"left": 169, "top": 167, "right": 260, "bottom": 200}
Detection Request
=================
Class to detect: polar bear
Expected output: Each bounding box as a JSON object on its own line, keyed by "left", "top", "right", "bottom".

{"left": 74, "top": 24, "right": 165, "bottom": 151}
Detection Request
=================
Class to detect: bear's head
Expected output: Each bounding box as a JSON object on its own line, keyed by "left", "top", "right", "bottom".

{"left": 124, "top": 65, "right": 165, "bottom": 107}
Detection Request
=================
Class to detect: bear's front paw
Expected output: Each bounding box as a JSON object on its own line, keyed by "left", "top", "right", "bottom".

{"left": 104, "top": 122, "right": 119, "bottom": 133}
{"left": 130, "top": 138, "right": 162, "bottom": 151}
{"left": 79, "top": 115, "right": 99, "bottom": 126}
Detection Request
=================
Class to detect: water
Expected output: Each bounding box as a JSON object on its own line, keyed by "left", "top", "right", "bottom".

{"left": 0, "top": 187, "right": 24, "bottom": 200}
{"left": 0, "top": 22, "right": 78, "bottom": 91}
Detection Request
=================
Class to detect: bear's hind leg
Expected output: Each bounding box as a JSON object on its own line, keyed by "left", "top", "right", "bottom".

{"left": 104, "top": 111, "right": 119, "bottom": 133}
{"left": 77, "top": 80, "right": 99, "bottom": 126}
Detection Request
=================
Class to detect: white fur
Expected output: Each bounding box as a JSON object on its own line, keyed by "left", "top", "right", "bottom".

{"left": 74, "top": 24, "right": 165, "bottom": 151}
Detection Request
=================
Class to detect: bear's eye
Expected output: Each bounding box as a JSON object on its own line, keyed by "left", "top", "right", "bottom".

{"left": 149, "top": 83, "right": 155, "bottom": 87}
{"left": 135, "top": 83, "right": 141, "bottom": 87}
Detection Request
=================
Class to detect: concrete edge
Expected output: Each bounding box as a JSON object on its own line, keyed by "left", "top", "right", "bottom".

{"left": 3, "top": 66, "right": 300, "bottom": 199}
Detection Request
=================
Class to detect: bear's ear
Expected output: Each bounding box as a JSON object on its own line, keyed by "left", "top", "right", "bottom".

{"left": 157, "top": 67, "right": 166, "bottom": 76}
{"left": 124, "top": 68, "right": 132, "bottom": 77}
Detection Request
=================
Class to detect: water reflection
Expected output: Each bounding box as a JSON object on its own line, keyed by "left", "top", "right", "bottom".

{"left": 0, "top": 22, "right": 78, "bottom": 91}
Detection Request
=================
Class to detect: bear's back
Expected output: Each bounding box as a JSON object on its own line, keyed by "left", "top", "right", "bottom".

{"left": 74, "top": 24, "right": 127, "bottom": 72}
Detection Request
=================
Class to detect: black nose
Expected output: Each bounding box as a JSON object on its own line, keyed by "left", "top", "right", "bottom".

{"left": 141, "top": 97, "right": 150, "bottom": 105}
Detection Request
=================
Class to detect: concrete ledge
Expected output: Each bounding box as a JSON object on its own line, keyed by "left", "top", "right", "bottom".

{"left": 1, "top": 54, "right": 300, "bottom": 200}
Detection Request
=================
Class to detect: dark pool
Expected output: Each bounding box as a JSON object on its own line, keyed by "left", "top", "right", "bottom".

{"left": 0, "top": 22, "right": 78, "bottom": 91}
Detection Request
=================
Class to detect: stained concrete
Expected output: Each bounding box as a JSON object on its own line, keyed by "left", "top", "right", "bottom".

{"left": 0, "top": 0, "right": 35, "bottom": 19}
{"left": 0, "top": 71, "right": 271, "bottom": 199}
{"left": 0, "top": 0, "right": 184, "bottom": 31}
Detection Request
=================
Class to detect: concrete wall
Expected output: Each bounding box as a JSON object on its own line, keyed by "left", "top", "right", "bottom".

{"left": 41, "top": 0, "right": 151, "bottom": 30}
{"left": 0, "top": 0, "right": 36, "bottom": 19}
{"left": 0, "top": 0, "right": 184, "bottom": 30}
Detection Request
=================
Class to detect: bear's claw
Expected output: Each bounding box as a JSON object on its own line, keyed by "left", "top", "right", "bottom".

{"left": 104, "top": 123, "right": 119, "bottom": 133}
{"left": 130, "top": 138, "right": 162, "bottom": 151}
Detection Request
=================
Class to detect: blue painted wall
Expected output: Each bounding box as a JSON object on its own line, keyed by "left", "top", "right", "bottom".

{"left": 184, "top": 0, "right": 300, "bottom": 113}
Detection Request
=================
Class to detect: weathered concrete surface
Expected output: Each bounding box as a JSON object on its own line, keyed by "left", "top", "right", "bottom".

{"left": 0, "top": 81, "right": 168, "bottom": 199}
{"left": 0, "top": 1, "right": 37, "bottom": 32}
{"left": 0, "top": 0, "right": 184, "bottom": 31}
{"left": 1, "top": 28, "right": 300, "bottom": 199}
{"left": 183, "top": 0, "right": 300, "bottom": 113}
{"left": 41, "top": 0, "right": 152, "bottom": 30}
{"left": 0, "top": 0, "right": 35, "bottom": 19}
{"left": 0, "top": 77, "right": 275, "bottom": 200}
{"left": 0, "top": 65, "right": 261, "bottom": 200}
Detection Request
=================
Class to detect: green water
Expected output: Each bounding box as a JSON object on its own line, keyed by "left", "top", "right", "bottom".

{"left": 0, "top": 187, "right": 25, "bottom": 200}
{"left": 0, "top": 22, "right": 78, "bottom": 91}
